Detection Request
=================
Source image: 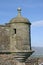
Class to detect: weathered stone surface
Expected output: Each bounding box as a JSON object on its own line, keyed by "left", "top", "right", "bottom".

{"left": 0, "top": 54, "right": 17, "bottom": 65}
{"left": 0, "top": 26, "right": 10, "bottom": 52}
{"left": 0, "top": 54, "right": 25, "bottom": 65}
{"left": 10, "top": 23, "right": 31, "bottom": 52}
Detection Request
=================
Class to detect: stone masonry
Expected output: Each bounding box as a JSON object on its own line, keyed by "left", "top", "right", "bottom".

{"left": 0, "top": 8, "right": 33, "bottom": 65}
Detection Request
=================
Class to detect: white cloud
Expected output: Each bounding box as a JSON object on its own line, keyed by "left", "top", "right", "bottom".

{"left": 32, "top": 20, "right": 43, "bottom": 27}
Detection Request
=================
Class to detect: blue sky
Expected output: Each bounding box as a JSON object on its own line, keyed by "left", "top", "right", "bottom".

{"left": 0, "top": 0, "right": 43, "bottom": 47}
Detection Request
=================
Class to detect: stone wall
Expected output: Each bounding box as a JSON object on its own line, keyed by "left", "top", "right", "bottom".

{"left": 0, "top": 54, "right": 26, "bottom": 65}
{"left": 0, "top": 54, "right": 17, "bottom": 65}
{"left": 25, "top": 58, "right": 38, "bottom": 65}
{"left": 0, "top": 26, "right": 10, "bottom": 52}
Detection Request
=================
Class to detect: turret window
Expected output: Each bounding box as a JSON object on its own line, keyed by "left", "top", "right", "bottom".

{"left": 14, "top": 29, "right": 16, "bottom": 34}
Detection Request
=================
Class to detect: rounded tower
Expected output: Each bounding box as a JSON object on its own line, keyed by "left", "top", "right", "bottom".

{"left": 9, "top": 8, "right": 34, "bottom": 62}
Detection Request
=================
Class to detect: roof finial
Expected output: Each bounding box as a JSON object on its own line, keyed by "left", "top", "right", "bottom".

{"left": 17, "top": 8, "right": 21, "bottom": 16}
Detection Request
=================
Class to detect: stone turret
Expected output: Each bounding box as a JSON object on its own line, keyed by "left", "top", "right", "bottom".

{"left": 9, "top": 8, "right": 34, "bottom": 62}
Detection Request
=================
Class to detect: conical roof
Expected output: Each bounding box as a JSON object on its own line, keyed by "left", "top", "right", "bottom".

{"left": 10, "top": 8, "right": 31, "bottom": 24}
